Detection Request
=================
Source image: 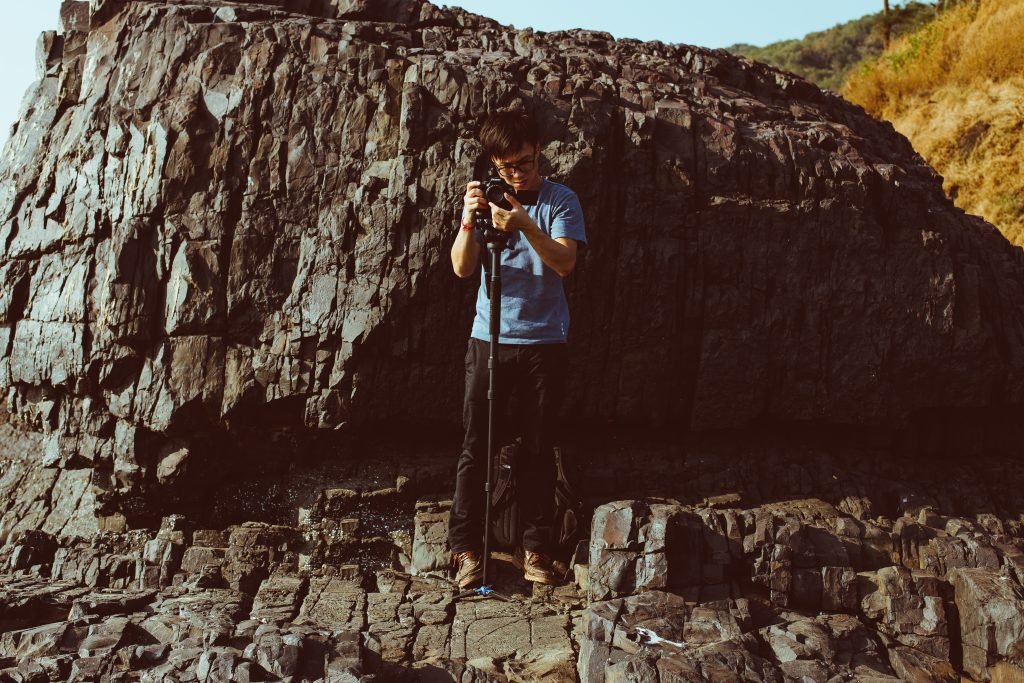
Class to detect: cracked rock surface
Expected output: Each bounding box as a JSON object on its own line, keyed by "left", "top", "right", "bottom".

{"left": 3, "top": 0, "right": 1024, "bottom": 681}
{"left": 2, "top": 503, "right": 1023, "bottom": 680}
{"left": 4, "top": 411, "right": 1024, "bottom": 681}
{"left": 3, "top": 0, "right": 1024, "bottom": 522}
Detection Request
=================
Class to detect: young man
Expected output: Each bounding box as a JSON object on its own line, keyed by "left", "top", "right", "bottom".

{"left": 448, "top": 111, "right": 587, "bottom": 587}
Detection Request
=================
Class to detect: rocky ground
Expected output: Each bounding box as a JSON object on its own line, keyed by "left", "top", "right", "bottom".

{"left": 3, "top": 416, "right": 1024, "bottom": 682}
{"left": 3, "top": 502, "right": 1024, "bottom": 682}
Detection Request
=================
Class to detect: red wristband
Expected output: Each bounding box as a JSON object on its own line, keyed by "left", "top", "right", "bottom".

{"left": 460, "top": 217, "right": 474, "bottom": 231}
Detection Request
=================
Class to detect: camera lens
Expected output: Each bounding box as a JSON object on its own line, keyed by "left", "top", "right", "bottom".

{"left": 485, "top": 185, "right": 507, "bottom": 204}
{"left": 484, "top": 177, "right": 515, "bottom": 209}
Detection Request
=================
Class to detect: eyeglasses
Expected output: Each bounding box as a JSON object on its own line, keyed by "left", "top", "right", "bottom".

{"left": 494, "top": 154, "right": 537, "bottom": 178}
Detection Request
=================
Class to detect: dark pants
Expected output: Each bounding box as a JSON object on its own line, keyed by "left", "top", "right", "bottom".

{"left": 448, "top": 338, "right": 568, "bottom": 555}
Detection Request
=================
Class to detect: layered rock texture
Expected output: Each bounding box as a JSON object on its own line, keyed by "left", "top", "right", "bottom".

{"left": 2, "top": 0, "right": 1024, "bottom": 681}
{"left": 4, "top": 444, "right": 1024, "bottom": 681}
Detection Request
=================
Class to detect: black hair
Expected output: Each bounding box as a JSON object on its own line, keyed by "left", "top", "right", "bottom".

{"left": 479, "top": 111, "right": 540, "bottom": 159}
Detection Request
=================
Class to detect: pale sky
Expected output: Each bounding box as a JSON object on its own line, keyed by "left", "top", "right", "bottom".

{"left": 447, "top": 1, "right": 893, "bottom": 47}
{"left": 0, "top": 1, "right": 896, "bottom": 148}
{"left": 0, "top": 1, "right": 62, "bottom": 149}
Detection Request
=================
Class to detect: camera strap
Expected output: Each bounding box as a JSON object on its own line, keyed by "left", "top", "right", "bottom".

{"left": 515, "top": 190, "right": 539, "bottom": 206}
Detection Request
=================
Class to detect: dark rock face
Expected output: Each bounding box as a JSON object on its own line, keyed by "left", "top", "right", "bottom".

{"left": 3, "top": 0, "right": 1024, "bottom": 523}
{"left": 3, "top": 0, "right": 1024, "bottom": 680}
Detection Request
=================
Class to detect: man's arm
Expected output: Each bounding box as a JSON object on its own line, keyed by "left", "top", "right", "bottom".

{"left": 520, "top": 231, "right": 577, "bottom": 277}
{"left": 451, "top": 221, "right": 481, "bottom": 278}
{"left": 489, "top": 194, "right": 578, "bottom": 277}
{"left": 451, "top": 181, "right": 485, "bottom": 278}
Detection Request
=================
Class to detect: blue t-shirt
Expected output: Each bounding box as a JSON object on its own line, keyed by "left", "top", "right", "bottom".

{"left": 471, "top": 179, "right": 587, "bottom": 344}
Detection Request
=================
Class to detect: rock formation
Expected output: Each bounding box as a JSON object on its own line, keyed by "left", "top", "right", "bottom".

{"left": 1, "top": 0, "right": 1024, "bottom": 680}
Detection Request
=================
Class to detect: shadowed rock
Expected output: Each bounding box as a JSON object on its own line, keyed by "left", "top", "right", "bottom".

{"left": 2, "top": 0, "right": 1024, "bottom": 525}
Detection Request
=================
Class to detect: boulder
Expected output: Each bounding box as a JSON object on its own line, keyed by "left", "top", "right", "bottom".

{"left": 1, "top": 0, "right": 1023, "bottom": 523}
{"left": 949, "top": 567, "right": 1024, "bottom": 681}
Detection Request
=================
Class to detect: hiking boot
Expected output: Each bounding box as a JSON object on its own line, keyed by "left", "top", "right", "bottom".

{"left": 523, "top": 550, "right": 559, "bottom": 585}
{"left": 452, "top": 550, "right": 483, "bottom": 588}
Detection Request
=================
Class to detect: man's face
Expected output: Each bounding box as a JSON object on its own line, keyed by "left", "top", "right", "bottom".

{"left": 492, "top": 143, "right": 541, "bottom": 192}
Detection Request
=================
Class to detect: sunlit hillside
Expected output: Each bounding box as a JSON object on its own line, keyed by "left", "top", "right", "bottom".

{"left": 728, "top": 2, "right": 936, "bottom": 92}
{"left": 843, "top": 0, "right": 1024, "bottom": 245}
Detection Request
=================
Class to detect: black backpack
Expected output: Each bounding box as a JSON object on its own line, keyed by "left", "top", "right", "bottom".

{"left": 489, "top": 441, "right": 520, "bottom": 549}
{"left": 489, "top": 441, "right": 585, "bottom": 557}
{"left": 552, "top": 445, "right": 586, "bottom": 556}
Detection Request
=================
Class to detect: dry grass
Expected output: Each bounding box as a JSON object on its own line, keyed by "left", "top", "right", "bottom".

{"left": 842, "top": 0, "right": 1024, "bottom": 244}
{"left": 844, "top": 2, "right": 970, "bottom": 114}
{"left": 958, "top": 0, "right": 1024, "bottom": 86}
{"left": 895, "top": 79, "right": 1024, "bottom": 243}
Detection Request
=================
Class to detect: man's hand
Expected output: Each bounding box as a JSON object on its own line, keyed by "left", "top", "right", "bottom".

{"left": 452, "top": 181, "right": 485, "bottom": 278}
{"left": 489, "top": 193, "right": 533, "bottom": 234}
{"left": 463, "top": 181, "right": 487, "bottom": 223}
{"left": 490, "top": 192, "right": 578, "bottom": 277}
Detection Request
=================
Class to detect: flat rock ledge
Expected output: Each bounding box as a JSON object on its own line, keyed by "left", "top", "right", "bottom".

{"left": 2, "top": 493, "right": 1023, "bottom": 682}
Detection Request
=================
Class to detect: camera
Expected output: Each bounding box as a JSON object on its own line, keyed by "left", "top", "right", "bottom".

{"left": 482, "top": 174, "right": 515, "bottom": 212}
{"left": 473, "top": 173, "right": 516, "bottom": 246}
